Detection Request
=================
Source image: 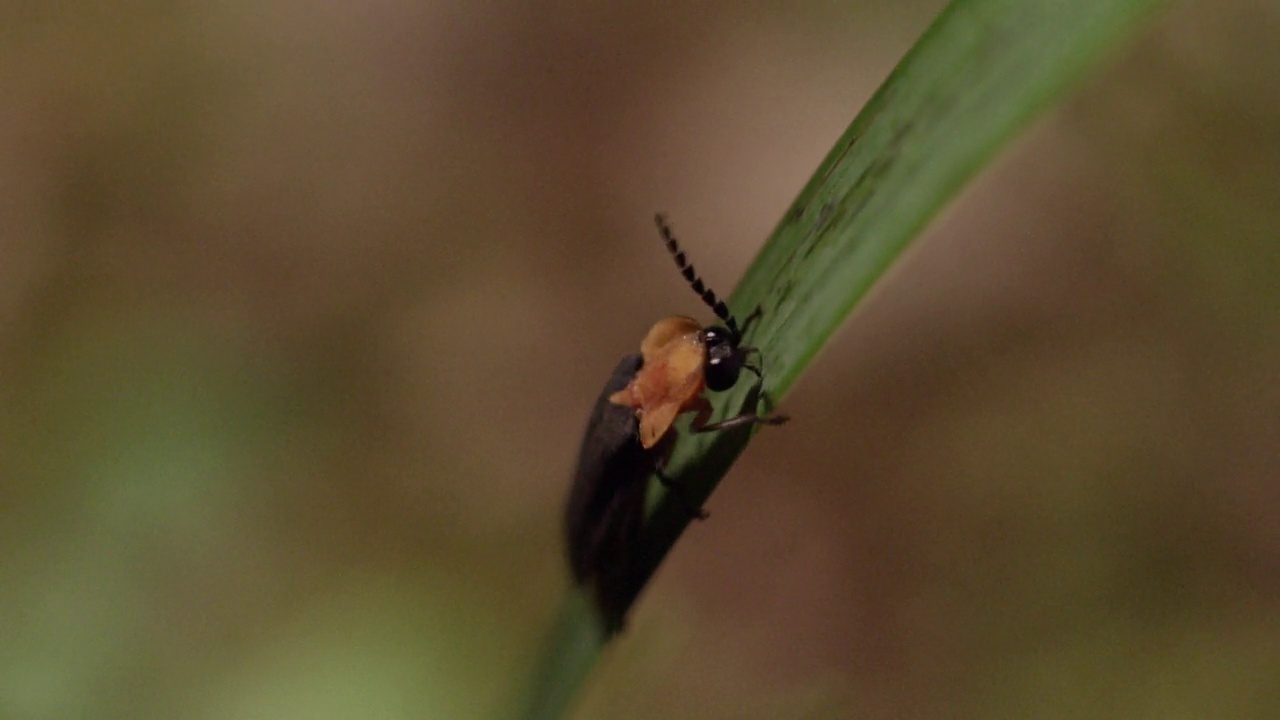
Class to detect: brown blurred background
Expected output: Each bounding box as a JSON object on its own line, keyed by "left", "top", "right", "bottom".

{"left": 2, "top": 1, "right": 1278, "bottom": 719}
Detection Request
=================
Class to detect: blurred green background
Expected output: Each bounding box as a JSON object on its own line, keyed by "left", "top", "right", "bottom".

{"left": 2, "top": 1, "right": 1278, "bottom": 719}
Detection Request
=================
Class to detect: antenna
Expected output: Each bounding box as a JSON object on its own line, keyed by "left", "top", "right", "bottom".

{"left": 653, "top": 214, "right": 741, "bottom": 341}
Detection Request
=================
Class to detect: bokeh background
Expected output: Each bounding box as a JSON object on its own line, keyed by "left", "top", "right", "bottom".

{"left": 2, "top": 1, "right": 1278, "bottom": 719}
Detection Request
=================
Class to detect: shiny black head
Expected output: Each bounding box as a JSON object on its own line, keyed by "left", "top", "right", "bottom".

{"left": 655, "top": 214, "right": 763, "bottom": 392}
{"left": 702, "top": 325, "right": 744, "bottom": 392}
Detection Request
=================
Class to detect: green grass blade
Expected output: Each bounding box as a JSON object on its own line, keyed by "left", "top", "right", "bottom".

{"left": 519, "top": 0, "right": 1178, "bottom": 717}
{"left": 741, "top": 0, "right": 1171, "bottom": 399}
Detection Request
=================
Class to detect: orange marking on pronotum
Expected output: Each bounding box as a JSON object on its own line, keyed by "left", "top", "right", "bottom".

{"left": 607, "top": 315, "right": 706, "bottom": 449}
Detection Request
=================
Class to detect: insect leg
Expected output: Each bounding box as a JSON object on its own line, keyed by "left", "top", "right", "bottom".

{"left": 696, "top": 412, "right": 789, "bottom": 432}
{"left": 737, "top": 307, "right": 767, "bottom": 374}
{"left": 687, "top": 395, "right": 789, "bottom": 434}
{"left": 653, "top": 439, "right": 709, "bottom": 520}
{"left": 654, "top": 469, "right": 710, "bottom": 520}
{"left": 738, "top": 305, "right": 763, "bottom": 337}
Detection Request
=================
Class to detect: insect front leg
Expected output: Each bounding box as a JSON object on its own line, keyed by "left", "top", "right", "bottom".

{"left": 687, "top": 395, "right": 789, "bottom": 434}
{"left": 738, "top": 305, "right": 763, "bottom": 337}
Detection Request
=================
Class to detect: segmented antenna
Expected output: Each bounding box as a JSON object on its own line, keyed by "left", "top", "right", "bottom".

{"left": 654, "top": 213, "right": 740, "bottom": 340}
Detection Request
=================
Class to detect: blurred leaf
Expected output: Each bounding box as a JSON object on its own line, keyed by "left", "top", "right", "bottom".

{"left": 521, "top": 0, "right": 1179, "bottom": 717}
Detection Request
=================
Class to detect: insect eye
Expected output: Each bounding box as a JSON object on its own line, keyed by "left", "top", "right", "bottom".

{"left": 702, "top": 327, "right": 741, "bottom": 392}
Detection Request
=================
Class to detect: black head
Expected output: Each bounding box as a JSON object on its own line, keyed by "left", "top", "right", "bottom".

{"left": 701, "top": 325, "right": 745, "bottom": 392}
{"left": 655, "top": 214, "right": 763, "bottom": 392}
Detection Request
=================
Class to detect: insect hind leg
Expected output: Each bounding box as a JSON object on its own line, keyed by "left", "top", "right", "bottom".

{"left": 652, "top": 443, "right": 710, "bottom": 521}
{"left": 654, "top": 469, "right": 710, "bottom": 521}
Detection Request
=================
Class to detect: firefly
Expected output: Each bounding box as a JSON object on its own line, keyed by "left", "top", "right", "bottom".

{"left": 564, "top": 213, "right": 788, "bottom": 631}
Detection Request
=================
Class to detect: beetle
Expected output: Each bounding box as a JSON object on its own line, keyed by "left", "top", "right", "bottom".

{"left": 564, "top": 213, "right": 788, "bottom": 631}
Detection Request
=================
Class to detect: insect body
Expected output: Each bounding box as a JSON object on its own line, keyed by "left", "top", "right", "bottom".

{"left": 564, "top": 214, "right": 788, "bottom": 632}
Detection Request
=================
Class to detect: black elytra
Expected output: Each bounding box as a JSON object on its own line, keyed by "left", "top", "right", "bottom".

{"left": 563, "top": 354, "right": 661, "bottom": 631}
